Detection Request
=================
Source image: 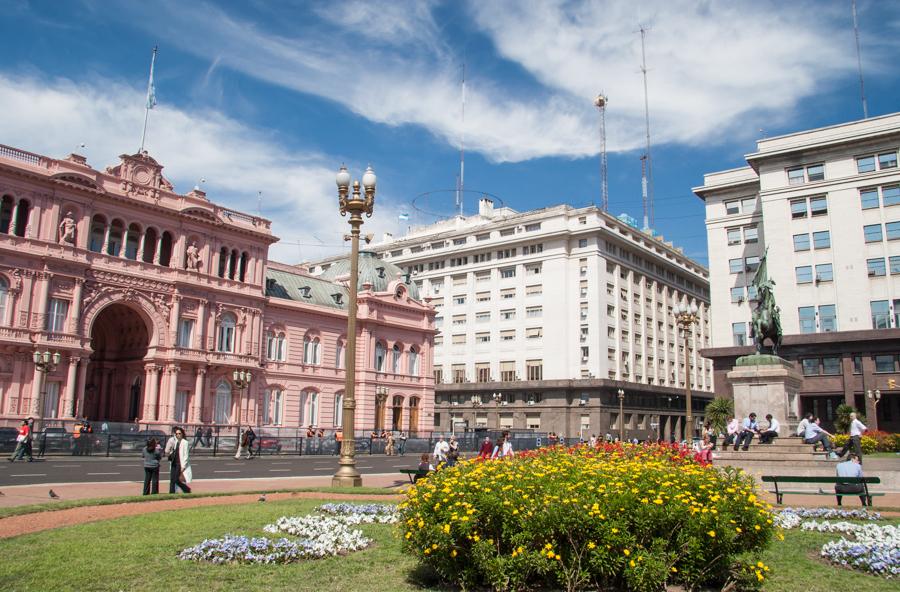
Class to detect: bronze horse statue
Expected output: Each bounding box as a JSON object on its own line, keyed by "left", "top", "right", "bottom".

{"left": 750, "top": 280, "right": 783, "bottom": 355}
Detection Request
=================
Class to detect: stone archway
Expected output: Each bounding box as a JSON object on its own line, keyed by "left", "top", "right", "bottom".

{"left": 86, "top": 303, "right": 152, "bottom": 422}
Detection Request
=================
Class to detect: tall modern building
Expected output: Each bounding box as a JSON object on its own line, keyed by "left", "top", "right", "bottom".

{"left": 695, "top": 113, "right": 900, "bottom": 432}
{"left": 309, "top": 200, "right": 713, "bottom": 440}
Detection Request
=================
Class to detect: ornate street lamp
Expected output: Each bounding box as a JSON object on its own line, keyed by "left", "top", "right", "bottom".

{"left": 673, "top": 301, "right": 700, "bottom": 440}
{"left": 32, "top": 350, "right": 62, "bottom": 432}
{"left": 333, "top": 164, "right": 376, "bottom": 487}
{"left": 617, "top": 388, "right": 625, "bottom": 441}
{"left": 232, "top": 369, "right": 251, "bottom": 449}
{"left": 866, "top": 389, "right": 882, "bottom": 431}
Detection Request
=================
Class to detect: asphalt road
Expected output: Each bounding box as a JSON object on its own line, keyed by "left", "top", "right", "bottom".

{"left": 0, "top": 453, "right": 421, "bottom": 486}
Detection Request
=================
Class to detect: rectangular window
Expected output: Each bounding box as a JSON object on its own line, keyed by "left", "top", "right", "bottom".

{"left": 815, "top": 263, "right": 833, "bottom": 282}
{"left": 793, "top": 233, "right": 810, "bottom": 251}
{"left": 819, "top": 304, "right": 837, "bottom": 332}
{"left": 476, "top": 233, "right": 490, "bottom": 241}
{"left": 727, "top": 228, "right": 741, "bottom": 245}
{"left": 500, "top": 287, "right": 516, "bottom": 299}
{"left": 874, "top": 355, "right": 896, "bottom": 373}
{"left": 806, "top": 164, "right": 825, "bottom": 182}
{"left": 853, "top": 355, "right": 863, "bottom": 374}
{"left": 795, "top": 266, "right": 813, "bottom": 284}
{"left": 452, "top": 364, "right": 466, "bottom": 383}
{"left": 433, "top": 335, "right": 443, "bottom": 347}
{"left": 177, "top": 318, "right": 194, "bottom": 348}
{"left": 46, "top": 298, "right": 69, "bottom": 332}
{"left": 741, "top": 197, "right": 756, "bottom": 213}
{"left": 475, "top": 332, "right": 490, "bottom": 343}
{"left": 745, "top": 256, "right": 760, "bottom": 272}
{"left": 453, "top": 237, "right": 466, "bottom": 245}
{"left": 883, "top": 185, "right": 900, "bottom": 207}
{"left": 879, "top": 152, "right": 898, "bottom": 169}
{"left": 729, "top": 258, "right": 743, "bottom": 273}
{"left": 500, "top": 361, "right": 516, "bottom": 381}
{"left": 887, "top": 221, "right": 900, "bottom": 240}
{"left": 801, "top": 358, "right": 820, "bottom": 376}
{"left": 452, "top": 315, "right": 466, "bottom": 326}
{"left": 526, "top": 360, "right": 543, "bottom": 381}
{"left": 453, "top": 295, "right": 466, "bottom": 305}
{"left": 864, "top": 224, "right": 883, "bottom": 243}
{"left": 525, "top": 306, "right": 542, "bottom": 318}
{"left": 809, "top": 196, "right": 828, "bottom": 216}
{"left": 798, "top": 306, "right": 816, "bottom": 333}
{"left": 499, "top": 227, "right": 515, "bottom": 237}
{"left": 891, "top": 256, "right": 900, "bottom": 275}
{"left": 500, "top": 330, "right": 515, "bottom": 342}
{"left": 857, "top": 155, "right": 876, "bottom": 173}
{"left": 525, "top": 327, "right": 542, "bottom": 340}
{"left": 894, "top": 300, "right": 900, "bottom": 332}
{"left": 451, "top": 334, "right": 466, "bottom": 345}
{"left": 578, "top": 238, "right": 588, "bottom": 248}
{"left": 790, "top": 199, "right": 807, "bottom": 218}
{"left": 732, "top": 322, "right": 747, "bottom": 346}
{"left": 475, "top": 311, "right": 491, "bottom": 323}
{"left": 476, "top": 291, "right": 490, "bottom": 302}
{"left": 868, "top": 258, "right": 886, "bottom": 277}
{"left": 452, "top": 274, "right": 466, "bottom": 287}
{"left": 871, "top": 300, "right": 891, "bottom": 329}
{"left": 725, "top": 200, "right": 740, "bottom": 215}
{"left": 860, "top": 188, "right": 880, "bottom": 209}
{"left": 433, "top": 368, "right": 443, "bottom": 383}
{"left": 526, "top": 264, "right": 541, "bottom": 275}
{"left": 787, "top": 167, "right": 805, "bottom": 185}
{"left": 812, "top": 230, "right": 830, "bottom": 249}
{"left": 525, "top": 284, "right": 542, "bottom": 296}
{"left": 476, "top": 363, "right": 491, "bottom": 382}
{"left": 500, "top": 309, "right": 516, "bottom": 321}
{"left": 730, "top": 287, "right": 744, "bottom": 303}
{"left": 822, "top": 357, "right": 841, "bottom": 375}
{"left": 500, "top": 267, "right": 516, "bottom": 279}
{"left": 744, "top": 226, "right": 759, "bottom": 244}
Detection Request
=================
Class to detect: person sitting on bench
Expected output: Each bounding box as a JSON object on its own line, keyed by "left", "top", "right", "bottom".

{"left": 803, "top": 416, "right": 837, "bottom": 459}
{"left": 758, "top": 414, "right": 780, "bottom": 444}
{"left": 833, "top": 453, "right": 867, "bottom": 506}
{"left": 414, "top": 453, "right": 434, "bottom": 483}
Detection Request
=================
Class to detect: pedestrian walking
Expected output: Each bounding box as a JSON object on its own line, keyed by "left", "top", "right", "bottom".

{"left": 141, "top": 438, "right": 162, "bottom": 495}
{"left": 203, "top": 426, "right": 213, "bottom": 447}
{"left": 191, "top": 426, "right": 204, "bottom": 451}
{"left": 8, "top": 420, "right": 32, "bottom": 462}
{"left": 385, "top": 431, "right": 396, "bottom": 456}
{"left": 167, "top": 427, "right": 192, "bottom": 494}
{"left": 837, "top": 412, "right": 867, "bottom": 463}
{"left": 245, "top": 426, "right": 256, "bottom": 459}
{"left": 235, "top": 427, "right": 250, "bottom": 460}
{"left": 398, "top": 431, "right": 407, "bottom": 455}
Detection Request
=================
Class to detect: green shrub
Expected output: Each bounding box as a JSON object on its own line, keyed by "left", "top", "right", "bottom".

{"left": 399, "top": 444, "right": 776, "bottom": 592}
{"left": 832, "top": 434, "right": 878, "bottom": 454}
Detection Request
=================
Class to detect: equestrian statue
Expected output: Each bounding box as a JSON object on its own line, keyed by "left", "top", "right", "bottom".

{"left": 749, "top": 249, "right": 783, "bottom": 355}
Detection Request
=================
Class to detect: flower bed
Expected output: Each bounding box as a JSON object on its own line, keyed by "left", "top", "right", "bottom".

{"left": 775, "top": 507, "right": 882, "bottom": 525}
{"left": 399, "top": 443, "right": 775, "bottom": 592}
{"left": 820, "top": 526, "right": 900, "bottom": 577}
{"left": 316, "top": 503, "right": 399, "bottom": 524}
{"left": 178, "top": 535, "right": 316, "bottom": 564}
{"left": 262, "top": 515, "right": 370, "bottom": 554}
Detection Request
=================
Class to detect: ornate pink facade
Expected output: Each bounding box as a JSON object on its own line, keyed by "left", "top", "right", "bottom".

{"left": 0, "top": 144, "right": 435, "bottom": 433}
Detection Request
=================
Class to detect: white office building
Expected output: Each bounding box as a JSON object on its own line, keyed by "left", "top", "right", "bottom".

{"left": 309, "top": 199, "right": 713, "bottom": 439}
{"left": 695, "top": 112, "right": 900, "bottom": 432}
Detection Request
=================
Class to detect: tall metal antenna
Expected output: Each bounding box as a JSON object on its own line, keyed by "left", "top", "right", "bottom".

{"left": 851, "top": 0, "right": 868, "bottom": 119}
{"left": 638, "top": 26, "right": 653, "bottom": 230}
{"left": 456, "top": 62, "right": 467, "bottom": 217}
{"left": 594, "top": 93, "right": 609, "bottom": 211}
{"left": 139, "top": 46, "right": 158, "bottom": 154}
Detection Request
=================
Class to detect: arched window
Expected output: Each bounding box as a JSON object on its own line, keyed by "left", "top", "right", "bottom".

{"left": 303, "top": 335, "right": 320, "bottom": 365}
{"left": 264, "top": 387, "right": 283, "bottom": 425}
{"left": 88, "top": 215, "right": 106, "bottom": 253}
{"left": 301, "top": 390, "right": 319, "bottom": 426}
{"left": 214, "top": 380, "right": 232, "bottom": 424}
{"left": 239, "top": 251, "right": 249, "bottom": 282}
{"left": 266, "top": 331, "right": 286, "bottom": 362}
{"left": 159, "top": 231, "right": 173, "bottom": 267}
{"left": 408, "top": 397, "right": 421, "bottom": 434}
{"left": 374, "top": 342, "right": 386, "bottom": 372}
{"left": 0, "top": 276, "right": 7, "bottom": 326}
{"left": 335, "top": 339, "right": 345, "bottom": 369}
{"left": 408, "top": 346, "right": 419, "bottom": 376}
{"left": 124, "top": 223, "right": 141, "bottom": 260}
{"left": 392, "top": 343, "right": 402, "bottom": 374}
{"left": 218, "top": 246, "right": 228, "bottom": 278}
{"left": 391, "top": 395, "right": 404, "bottom": 431}
{"left": 333, "top": 392, "right": 344, "bottom": 427}
{"left": 217, "top": 313, "right": 236, "bottom": 352}
{"left": 142, "top": 227, "right": 157, "bottom": 263}
{"left": 0, "top": 195, "right": 14, "bottom": 234}
{"left": 107, "top": 219, "right": 124, "bottom": 256}
{"left": 13, "top": 198, "right": 29, "bottom": 237}
{"left": 229, "top": 249, "right": 238, "bottom": 280}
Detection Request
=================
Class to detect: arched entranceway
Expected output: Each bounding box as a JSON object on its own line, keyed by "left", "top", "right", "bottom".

{"left": 86, "top": 303, "right": 151, "bottom": 422}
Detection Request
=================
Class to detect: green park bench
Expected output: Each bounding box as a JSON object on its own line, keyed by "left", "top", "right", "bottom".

{"left": 761, "top": 475, "right": 882, "bottom": 507}
{"left": 399, "top": 468, "right": 430, "bottom": 484}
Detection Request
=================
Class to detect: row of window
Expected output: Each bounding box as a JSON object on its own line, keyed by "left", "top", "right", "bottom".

{"left": 793, "top": 231, "right": 830, "bottom": 251}
{"left": 790, "top": 195, "right": 828, "bottom": 218}
{"left": 391, "top": 224, "right": 543, "bottom": 258}
{"left": 863, "top": 221, "right": 900, "bottom": 242}
{"left": 434, "top": 327, "right": 543, "bottom": 347}
{"left": 867, "top": 256, "right": 900, "bottom": 277}
{"left": 402, "top": 243, "right": 544, "bottom": 274}
{"left": 726, "top": 225, "right": 759, "bottom": 246}
{"left": 0, "top": 195, "right": 30, "bottom": 237}
{"left": 783, "top": 150, "right": 898, "bottom": 188}
{"left": 728, "top": 256, "right": 761, "bottom": 274}
{"left": 435, "top": 360, "right": 544, "bottom": 384}
{"left": 860, "top": 184, "right": 900, "bottom": 209}
{"left": 795, "top": 264, "right": 833, "bottom": 284}
{"left": 801, "top": 352, "right": 900, "bottom": 376}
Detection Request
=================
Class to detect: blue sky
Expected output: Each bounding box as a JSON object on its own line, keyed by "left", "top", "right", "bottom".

{"left": 2, "top": 0, "right": 899, "bottom": 264}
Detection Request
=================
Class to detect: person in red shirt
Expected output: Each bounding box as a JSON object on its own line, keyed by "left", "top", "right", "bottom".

{"left": 477, "top": 436, "right": 493, "bottom": 459}
{"left": 8, "top": 420, "right": 32, "bottom": 462}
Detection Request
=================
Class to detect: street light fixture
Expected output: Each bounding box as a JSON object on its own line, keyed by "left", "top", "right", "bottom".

{"left": 617, "top": 388, "right": 625, "bottom": 442}
{"left": 375, "top": 385, "right": 389, "bottom": 432}
{"left": 32, "top": 350, "right": 62, "bottom": 432}
{"left": 333, "top": 163, "right": 376, "bottom": 488}
{"left": 866, "top": 389, "right": 882, "bottom": 431}
{"left": 232, "top": 369, "right": 251, "bottom": 450}
{"left": 673, "top": 300, "right": 700, "bottom": 440}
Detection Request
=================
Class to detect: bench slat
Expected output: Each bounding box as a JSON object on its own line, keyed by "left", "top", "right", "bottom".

{"left": 766, "top": 490, "right": 885, "bottom": 497}
{"left": 761, "top": 476, "right": 880, "bottom": 484}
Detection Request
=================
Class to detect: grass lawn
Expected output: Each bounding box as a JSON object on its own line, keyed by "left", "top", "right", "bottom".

{"left": 0, "top": 500, "right": 895, "bottom": 592}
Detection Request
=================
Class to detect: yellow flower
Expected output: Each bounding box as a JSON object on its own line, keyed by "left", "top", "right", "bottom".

{"left": 623, "top": 549, "right": 631, "bottom": 556}
{"left": 405, "top": 532, "right": 412, "bottom": 539}
{"left": 587, "top": 541, "right": 596, "bottom": 549}
{"left": 629, "top": 559, "right": 636, "bottom": 568}
{"left": 707, "top": 530, "right": 716, "bottom": 538}
{"left": 451, "top": 549, "right": 457, "bottom": 557}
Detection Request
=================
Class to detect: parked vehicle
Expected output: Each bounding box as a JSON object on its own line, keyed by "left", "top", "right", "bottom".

{"left": 38, "top": 427, "right": 72, "bottom": 452}
{"left": 257, "top": 437, "right": 283, "bottom": 454}
{"left": 0, "top": 427, "right": 18, "bottom": 452}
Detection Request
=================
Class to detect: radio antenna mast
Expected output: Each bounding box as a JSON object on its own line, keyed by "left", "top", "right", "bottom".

{"left": 638, "top": 26, "right": 654, "bottom": 230}
{"left": 851, "top": 0, "right": 868, "bottom": 119}
{"left": 594, "top": 93, "right": 609, "bottom": 211}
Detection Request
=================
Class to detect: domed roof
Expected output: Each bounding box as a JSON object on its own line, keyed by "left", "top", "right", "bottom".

{"left": 319, "top": 251, "right": 420, "bottom": 299}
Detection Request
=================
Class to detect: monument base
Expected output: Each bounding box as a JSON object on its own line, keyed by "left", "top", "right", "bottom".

{"left": 727, "top": 356, "right": 802, "bottom": 436}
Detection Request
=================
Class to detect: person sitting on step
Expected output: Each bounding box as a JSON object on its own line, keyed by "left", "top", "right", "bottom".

{"left": 803, "top": 417, "right": 837, "bottom": 459}
{"left": 733, "top": 413, "right": 759, "bottom": 451}
{"left": 758, "top": 414, "right": 780, "bottom": 444}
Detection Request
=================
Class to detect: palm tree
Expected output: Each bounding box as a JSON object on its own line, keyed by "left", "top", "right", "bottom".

{"left": 704, "top": 398, "right": 734, "bottom": 434}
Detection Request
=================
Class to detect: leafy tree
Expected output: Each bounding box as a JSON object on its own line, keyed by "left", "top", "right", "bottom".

{"left": 704, "top": 398, "right": 734, "bottom": 434}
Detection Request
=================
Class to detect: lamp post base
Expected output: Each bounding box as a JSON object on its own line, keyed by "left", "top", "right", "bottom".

{"left": 331, "top": 465, "right": 363, "bottom": 488}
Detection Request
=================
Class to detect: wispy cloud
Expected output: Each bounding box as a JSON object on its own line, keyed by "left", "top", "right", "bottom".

{"left": 0, "top": 73, "right": 405, "bottom": 263}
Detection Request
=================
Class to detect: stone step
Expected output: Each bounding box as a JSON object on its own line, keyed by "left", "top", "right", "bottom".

{"left": 714, "top": 446, "right": 828, "bottom": 455}
{"left": 713, "top": 452, "right": 836, "bottom": 463}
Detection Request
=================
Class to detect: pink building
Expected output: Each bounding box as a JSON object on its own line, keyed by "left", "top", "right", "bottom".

{"left": 0, "top": 144, "right": 435, "bottom": 434}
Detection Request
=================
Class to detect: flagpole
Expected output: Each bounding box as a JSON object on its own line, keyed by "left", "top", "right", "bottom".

{"left": 139, "top": 46, "right": 158, "bottom": 154}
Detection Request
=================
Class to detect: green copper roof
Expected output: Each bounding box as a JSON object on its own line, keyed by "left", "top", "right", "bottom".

{"left": 265, "top": 267, "right": 349, "bottom": 309}
{"left": 319, "top": 251, "right": 420, "bottom": 299}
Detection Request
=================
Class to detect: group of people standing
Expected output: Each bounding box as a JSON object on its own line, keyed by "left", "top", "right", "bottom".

{"left": 372, "top": 430, "right": 408, "bottom": 456}
{"left": 141, "top": 425, "right": 193, "bottom": 495}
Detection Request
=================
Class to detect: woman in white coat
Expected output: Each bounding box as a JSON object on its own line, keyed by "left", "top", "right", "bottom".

{"left": 168, "top": 427, "right": 192, "bottom": 494}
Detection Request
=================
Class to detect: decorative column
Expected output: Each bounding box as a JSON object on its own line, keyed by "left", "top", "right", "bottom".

{"left": 143, "top": 364, "right": 160, "bottom": 421}
{"left": 63, "top": 356, "right": 79, "bottom": 418}
{"left": 35, "top": 271, "right": 52, "bottom": 330}
{"left": 169, "top": 294, "right": 182, "bottom": 346}
{"left": 75, "top": 360, "right": 88, "bottom": 418}
{"left": 137, "top": 231, "right": 146, "bottom": 262}
{"left": 192, "top": 367, "right": 206, "bottom": 423}
{"left": 197, "top": 299, "right": 207, "bottom": 350}
{"left": 101, "top": 222, "right": 111, "bottom": 254}
{"left": 166, "top": 364, "right": 180, "bottom": 422}
{"left": 70, "top": 278, "right": 84, "bottom": 334}
{"left": 9, "top": 200, "right": 20, "bottom": 235}
{"left": 153, "top": 234, "right": 162, "bottom": 265}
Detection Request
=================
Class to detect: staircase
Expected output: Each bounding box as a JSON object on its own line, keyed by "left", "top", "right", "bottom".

{"left": 713, "top": 437, "right": 839, "bottom": 481}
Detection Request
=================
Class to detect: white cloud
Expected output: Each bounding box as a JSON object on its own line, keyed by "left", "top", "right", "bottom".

{"left": 0, "top": 73, "right": 404, "bottom": 263}
{"left": 105, "top": 0, "right": 867, "bottom": 163}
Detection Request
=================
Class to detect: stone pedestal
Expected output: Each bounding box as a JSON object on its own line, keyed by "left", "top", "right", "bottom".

{"left": 727, "top": 355, "right": 803, "bottom": 436}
